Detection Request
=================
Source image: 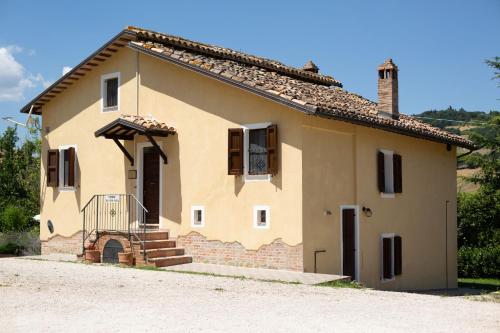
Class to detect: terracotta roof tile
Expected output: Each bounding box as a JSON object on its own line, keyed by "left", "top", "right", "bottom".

{"left": 125, "top": 27, "right": 473, "bottom": 149}
{"left": 120, "top": 115, "right": 176, "bottom": 133}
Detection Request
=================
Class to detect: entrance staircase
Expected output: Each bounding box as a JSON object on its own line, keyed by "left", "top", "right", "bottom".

{"left": 133, "top": 230, "right": 192, "bottom": 267}
{"left": 82, "top": 194, "right": 192, "bottom": 268}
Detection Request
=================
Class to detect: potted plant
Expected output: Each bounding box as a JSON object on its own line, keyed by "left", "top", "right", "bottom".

{"left": 118, "top": 252, "right": 134, "bottom": 266}
{"left": 84, "top": 244, "right": 101, "bottom": 263}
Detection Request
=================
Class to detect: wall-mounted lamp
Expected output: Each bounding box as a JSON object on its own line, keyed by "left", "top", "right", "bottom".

{"left": 362, "top": 206, "right": 373, "bottom": 217}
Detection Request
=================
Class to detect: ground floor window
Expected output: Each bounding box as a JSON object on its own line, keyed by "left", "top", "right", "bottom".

{"left": 191, "top": 206, "right": 205, "bottom": 227}
{"left": 380, "top": 234, "right": 402, "bottom": 281}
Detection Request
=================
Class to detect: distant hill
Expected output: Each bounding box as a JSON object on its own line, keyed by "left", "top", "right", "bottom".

{"left": 412, "top": 107, "right": 499, "bottom": 193}
{"left": 412, "top": 106, "right": 498, "bottom": 135}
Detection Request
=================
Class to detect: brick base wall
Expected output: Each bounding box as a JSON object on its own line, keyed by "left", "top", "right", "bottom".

{"left": 41, "top": 231, "right": 83, "bottom": 255}
{"left": 177, "top": 232, "right": 303, "bottom": 271}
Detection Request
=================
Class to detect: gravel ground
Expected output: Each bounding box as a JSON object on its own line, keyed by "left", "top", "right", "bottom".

{"left": 0, "top": 258, "right": 499, "bottom": 333}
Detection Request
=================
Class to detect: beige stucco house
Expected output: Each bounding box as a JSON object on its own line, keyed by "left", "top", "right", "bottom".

{"left": 21, "top": 26, "right": 474, "bottom": 290}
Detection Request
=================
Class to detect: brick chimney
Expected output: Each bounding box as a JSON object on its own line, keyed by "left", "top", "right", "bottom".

{"left": 377, "top": 58, "right": 399, "bottom": 119}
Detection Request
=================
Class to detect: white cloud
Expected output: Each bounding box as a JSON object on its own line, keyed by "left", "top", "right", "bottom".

{"left": 62, "top": 66, "right": 72, "bottom": 76}
{"left": 0, "top": 45, "right": 51, "bottom": 102}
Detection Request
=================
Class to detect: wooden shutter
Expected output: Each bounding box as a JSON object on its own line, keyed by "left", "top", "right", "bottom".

{"left": 228, "top": 128, "right": 244, "bottom": 175}
{"left": 393, "top": 154, "right": 402, "bottom": 193}
{"left": 382, "top": 237, "right": 393, "bottom": 280}
{"left": 377, "top": 151, "right": 385, "bottom": 193}
{"left": 67, "top": 147, "right": 76, "bottom": 187}
{"left": 47, "top": 149, "right": 59, "bottom": 187}
{"left": 394, "top": 236, "right": 402, "bottom": 275}
{"left": 266, "top": 124, "right": 278, "bottom": 175}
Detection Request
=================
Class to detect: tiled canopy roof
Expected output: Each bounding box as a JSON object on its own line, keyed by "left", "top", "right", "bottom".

{"left": 120, "top": 115, "right": 176, "bottom": 133}
{"left": 21, "top": 26, "right": 474, "bottom": 149}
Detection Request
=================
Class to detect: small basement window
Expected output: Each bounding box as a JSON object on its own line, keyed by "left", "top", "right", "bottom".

{"left": 253, "top": 205, "right": 270, "bottom": 229}
{"left": 101, "top": 72, "right": 120, "bottom": 111}
{"left": 191, "top": 206, "right": 205, "bottom": 227}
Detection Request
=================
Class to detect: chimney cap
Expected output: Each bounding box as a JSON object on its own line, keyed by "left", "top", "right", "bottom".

{"left": 378, "top": 58, "right": 398, "bottom": 70}
{"left": 303, "top": 60, "right": 319, "bottom": 73}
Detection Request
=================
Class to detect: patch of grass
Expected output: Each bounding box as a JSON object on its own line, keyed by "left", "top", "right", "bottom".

{"left": 458, "top": 278, "right": 500, "bottom": 292}
{"left": 316, "top": 279, "right": 363, "bottom": 289}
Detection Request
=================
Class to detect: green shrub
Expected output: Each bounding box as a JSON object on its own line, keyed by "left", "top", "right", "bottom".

{"left": 0, "top": 242, "right": 23, "bottom": 255}
{"left": 458, "top": 246, "right": 500, "bottom": 278}
{"left": 0, "top": 205, "right": 31, "bottom": 232}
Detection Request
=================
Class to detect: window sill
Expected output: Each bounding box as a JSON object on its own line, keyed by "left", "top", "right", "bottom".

{"left": 245, "top": 174, "right": 271, "bottom": 182}
{"left": 102, "top": 106, "right": 118, "bottom": 113}
{"left": 253, "top": 225, "right": 270, "bottom": 229}
{"left": 59, "top": 187, "right": 77, "bottom": 192}
{"left": 191, "top": 224, "right": 205, "bottom": 228}
{"left": 381, "top": 277, "right": 395, "bottom": 283}
{"left": 380, "top": 192, "right": 395, "bottom": 199}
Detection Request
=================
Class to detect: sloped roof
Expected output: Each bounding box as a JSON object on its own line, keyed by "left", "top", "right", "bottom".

{"left": 20, "top": 26, "right": 474, "bottom": 149}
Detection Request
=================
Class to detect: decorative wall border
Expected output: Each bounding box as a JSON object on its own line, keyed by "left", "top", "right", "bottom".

{"left": 176, "top": 231, "right": 303, "bottom": 271}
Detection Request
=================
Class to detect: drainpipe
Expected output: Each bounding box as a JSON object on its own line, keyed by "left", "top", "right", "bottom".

{"left": 445, "top": 200, "right": 449, "bottom": 289}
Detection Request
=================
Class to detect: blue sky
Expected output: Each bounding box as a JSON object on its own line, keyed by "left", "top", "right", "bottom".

{"left": 0, "top": 0, "right": 499, "bottom": 137}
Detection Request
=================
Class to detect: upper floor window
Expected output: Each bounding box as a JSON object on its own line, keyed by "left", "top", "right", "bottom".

{"left": 377, "top": 150, "right": 402, "bottom": 197}
{"left": 227, "top": 123, "right": 278, "bottom": 181}
{"left": 101, "top": 72, "right": 120, "bottom": 112}
{"left": 47, "top": 145, "right": 77, "bottom": 190}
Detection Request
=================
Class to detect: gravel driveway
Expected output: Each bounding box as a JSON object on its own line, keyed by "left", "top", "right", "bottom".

{"left": 0, "top": 258, "right": 499, "bottom": 333}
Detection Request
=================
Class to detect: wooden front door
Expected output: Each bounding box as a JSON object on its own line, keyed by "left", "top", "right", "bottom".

{"left": 342, "top": 208, "right": 356, "bottom": 278}
{"left": 143, "top": 147, "right": 160, "bottom": 224}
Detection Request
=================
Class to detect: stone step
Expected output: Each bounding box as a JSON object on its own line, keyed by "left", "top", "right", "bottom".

{"left": 149, "top": 255, "right": 192, "bottom": 267}
{"left": 134, "top": 231, "right": 169, "bottom": 241}
{"left": 132, "top": 239, "right": 176, "bottom": 250}
{"left": 139, "top": 248, "right": 185, "bottom": 258}
{"left": 137, "top": 224, "right": 161, "bottom": 230}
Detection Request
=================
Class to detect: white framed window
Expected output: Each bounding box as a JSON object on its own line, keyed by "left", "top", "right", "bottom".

{"left": 58, "top": 144, "right": 77, "bottom": 191}
{"left": 253, "top": 205, "right": 270, "bottom": 229}
{"left": 191, "top": 205, "right": 205, "bottom": 227}
{"left": 243, "top": 122, "right": 272, "bottom": 181}
{"left": 380, "top": 233, "right": 402, "bottom": 281}
{"left": 101, "top": 72, "right": 120, "bottom": 112}
{"left": 379, "top": 149, "right": 394, "bottom": 197}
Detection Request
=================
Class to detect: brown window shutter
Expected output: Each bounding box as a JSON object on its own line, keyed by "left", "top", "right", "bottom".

{"left": 67, "top": 147, "right": 76, "bottom": 187}
{"left": 47, "top": 149, "right": 59, "bottom": 187}
{"left": 382, "top": 237, "right": 393, "bottom": 279}
{"left": 393, "top": 154, "right": 402, "bottom": 193}
{"left": 266, "top": 124, "right": 278, "bottom": 175}
{"left": 394, "top": 236, "right": 402, "bottom": 276}
{"left": 228, "top": 128, "right": 244, "bottom": 175}
{"left": 377, "top": 151, "right": 385, "bottom": 193}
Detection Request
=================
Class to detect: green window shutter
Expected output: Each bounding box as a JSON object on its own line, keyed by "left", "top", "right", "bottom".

{"left": 393, "top": 154, "right": 402, "bottom": 193}
{"left": 394, "top": 236, "right": 402, "bottom": 276}
{"left": 377, "top": 151, "right": 385, "bottom": 193}
{"left": 382, "top": 237, "right": 393, "bottom": 280}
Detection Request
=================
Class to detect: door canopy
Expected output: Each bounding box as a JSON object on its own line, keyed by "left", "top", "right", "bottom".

{"left": 95, "top": 115, "right": 175, "bottom": 165}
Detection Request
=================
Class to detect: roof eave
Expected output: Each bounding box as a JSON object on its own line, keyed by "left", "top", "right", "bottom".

{"left": 314, "top": 109, "right": 476, "bottom": 150}
{"left": 20, "top": 29, "right": 138, "bottom": 114}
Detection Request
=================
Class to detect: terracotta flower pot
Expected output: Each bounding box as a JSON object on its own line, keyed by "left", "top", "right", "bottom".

{"left": 85, "top": 249, "right": 101, "bottom": 263}
{"left": 118, "top": 252, "right": 134, "bottom": 266}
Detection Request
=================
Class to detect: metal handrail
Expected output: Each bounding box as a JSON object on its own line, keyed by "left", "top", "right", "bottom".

{"left": 81, "top": 194, "right": 150, "bottom": 260}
